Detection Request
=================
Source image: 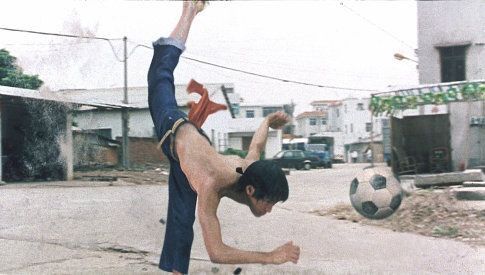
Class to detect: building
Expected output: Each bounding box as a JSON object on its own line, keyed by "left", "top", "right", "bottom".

{"left": 372, "top": 1, "right": 485, "bottom": 174}
{"left": 295, "top": 98, "right": 386, "bottom": 163}
{"left": 232, "top": 103, "right": 294, "bottom": 158}
{"left": 60, "top": 83, "right": 286, "bottom": 163}
{"left": 295, "top": 111, "right": 327, "bottom": 137}
{"left": 417, "top": 0, "right": 484, "bottom": 84}
{"left": 0, "top": 85, "right": 124, "bottom": 182}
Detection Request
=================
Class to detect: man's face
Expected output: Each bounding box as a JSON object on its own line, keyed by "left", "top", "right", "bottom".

{"left": 247, "top": 194, "right": 275, "bottom": 217}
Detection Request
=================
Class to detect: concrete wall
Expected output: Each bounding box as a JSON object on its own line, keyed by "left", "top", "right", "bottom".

{"left": 417, "top": 0, "right": 485, "bottom": 83}
{"left": 228, "top": 130, "right": 281, "bottom": 159}
{"left": 75, "top": 107, "right": 189, "bottom": 139}
{"left": 449, "top": 101, "right": 485, "bottom": 170}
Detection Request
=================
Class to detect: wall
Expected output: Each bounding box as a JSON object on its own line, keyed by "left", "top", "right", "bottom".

{"left": 341, "top": 98, "right": 383, "bottom": 145}
{"left": 2, "top": 99, "right": 69, "bottom": 181}
{"left": 449, "top": 101, "right": 485, "bottom": 170}
{"left": 418, "top": 0, "right": 485, "bottom": 83}
{"left": 75, "top": 107, "right": 190, "bottom": 139}
{"left": 125, "top": 137, "right": 165, "bottom": 165}
{"left": 228, "top": 131, "right": 281, "bottom": 159}
{"left": 73, "top": 132, "right": 119, "bottom": 168}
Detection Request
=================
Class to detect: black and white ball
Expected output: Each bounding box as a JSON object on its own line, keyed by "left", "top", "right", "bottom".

{"left": 349, "top": 167, "right": 403, "bottom": 219}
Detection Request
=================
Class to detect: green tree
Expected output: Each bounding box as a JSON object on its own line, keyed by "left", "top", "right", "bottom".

{"left": 0, "top": 49, "right": 43, "bottom": 89}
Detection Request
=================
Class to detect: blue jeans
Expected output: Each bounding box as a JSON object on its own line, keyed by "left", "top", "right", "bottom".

{"left": 147, "top": 37, "right": 196, "bottom": 274}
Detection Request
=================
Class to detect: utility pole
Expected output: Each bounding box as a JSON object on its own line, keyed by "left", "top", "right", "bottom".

{"left": 122, "top": 36, "right": 130, "bottom": 169}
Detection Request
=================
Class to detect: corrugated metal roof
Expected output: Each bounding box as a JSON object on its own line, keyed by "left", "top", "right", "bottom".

{"left": 0, "top": 85, "right": 128, "bottom": 109}
{"left": 56, "top": 83, "right": 232, "bottom": 110}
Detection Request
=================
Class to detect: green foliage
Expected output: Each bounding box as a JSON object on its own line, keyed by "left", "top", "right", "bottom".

{"left": 0, "top": 48, "right": 43, "bottom": 89}
{"left": 432, "top": 225, "right": 459, "bottom": 237}
{"left": 371, "top": 82, "right": 485, "bottom": 116}
{"left": 222, "top": 148, "right": 265, "bottom": 160}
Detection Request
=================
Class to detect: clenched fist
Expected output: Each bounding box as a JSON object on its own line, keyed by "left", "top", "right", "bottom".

{"left": 270, "top": 241, "right": 300, "bottom": 264}
{"left": 266, "top": 111, "right": 290, "bottom": 130}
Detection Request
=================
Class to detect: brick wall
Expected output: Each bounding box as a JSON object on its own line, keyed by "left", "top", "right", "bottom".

{"left": 117, "top": 137, "right": 166, "bottom": 165}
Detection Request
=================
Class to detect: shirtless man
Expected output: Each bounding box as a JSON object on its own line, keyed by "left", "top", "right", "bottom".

{"left": 147, "top": 1, "right": 300, "bottom": 274}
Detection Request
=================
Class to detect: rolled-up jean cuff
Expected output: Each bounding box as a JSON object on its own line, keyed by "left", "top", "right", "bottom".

{"left": 153, "top": 37, "right": 186, "bottom": 52}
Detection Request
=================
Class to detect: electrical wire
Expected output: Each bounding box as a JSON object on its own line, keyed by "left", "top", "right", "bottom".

{"left": 131, "top": 42, "right": 378, "bottom": 92}
{"left": 0, "top": 26, "right": 381, "bottom": 92}
{"left": 339, "top": 2, "right": 415, "bottom": 50}
{"left": 0, "top": 27, "right": 125, "bottom": 62}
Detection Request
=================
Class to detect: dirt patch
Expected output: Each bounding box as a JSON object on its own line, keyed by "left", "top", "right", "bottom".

{"left": 313, "top": 188, "right": 485, "bottom": 247}
{"left": 74, "top": 163, "right": 169, "bottom": 186}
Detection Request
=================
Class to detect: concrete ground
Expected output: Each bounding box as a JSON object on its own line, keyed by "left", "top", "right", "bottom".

{"left": 0, "top": 163, "right": 484, "bottom": 274}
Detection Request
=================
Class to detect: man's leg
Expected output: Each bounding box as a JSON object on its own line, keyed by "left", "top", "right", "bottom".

{"left": 147, "top": 2, "right": 205, "bottom": 274}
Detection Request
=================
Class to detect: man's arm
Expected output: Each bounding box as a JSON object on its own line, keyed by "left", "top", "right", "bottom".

{"left": 246, "top": 111, "right": 289, "bottom": 161}
{"left": 197, "top": 186, "right": 299, "bottom": 264}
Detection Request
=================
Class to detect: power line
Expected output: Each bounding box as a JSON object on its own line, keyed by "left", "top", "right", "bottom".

{"left": 0, "top": 26, "right": 380, "bottom": 92}
{"left": 339, "top": 2, "right": 415, "bottom": 50}
{"left": 133, "top": 42, "right": 378, "bottom": 92}
{"left": 0, "top": 27, "right": 125, "bottom": 62}
{"left": 0, "top": 27, "right": 121, "bottom": 41}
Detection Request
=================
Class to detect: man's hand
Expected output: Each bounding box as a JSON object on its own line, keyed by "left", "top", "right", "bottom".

{"left": 267, "top": 111, "right": 289, "bottom": 129}
{"left": 270, "top": 241, "right": 300, "bottom": 264}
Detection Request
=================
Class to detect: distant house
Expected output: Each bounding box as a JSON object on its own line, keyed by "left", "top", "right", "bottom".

{"left": 58, "top": 83, "right": 239, "bottom": 166}
{"left": 295, "top": 98, "right": 387, "bottom": 163}
{"left": 59, "top": 84, "right": 290, "bottom": 162}
{"left": 295, "top": 111, "right": 327, "bottom": 137}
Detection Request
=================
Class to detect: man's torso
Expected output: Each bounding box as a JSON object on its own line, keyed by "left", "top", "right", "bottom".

{"left": 175, "top": 124, "right": 254, "bottom": 195}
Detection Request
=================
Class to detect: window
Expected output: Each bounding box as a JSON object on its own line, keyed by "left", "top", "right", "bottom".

{"left": 321, "top": 118, "right": 327, "bottom": 125}
{"left": 336, "top": 108, "right": 340, "bottom": 117}
{"left": 262, "top": 107, "right": 281, "bottom": 117}
{"left": 246, "top": 110, "right": 255, "bottom": 118}
{"left": 357, "top": 103, "right": 364, "bottom": 110}
{"left": 344, "top": 104, "right": 347, "bottom": 113}
{"left": 231, "top": 103, "right": 240, "bottom": 116}
{"left": 284, "top": 151, "right": 294, "bottom": 158}
{"left": 309, "top": 118, "right": 317, "bottom": 125}
{"left": 94, "top": 128, "right": 112, "bottom": 139}
{"left": 350, "top": 123, "right": 353, "bottom": 133}
{"left": 439, "top": 45, "right": 468, "bottom": 82}
{"left": 366, "top": 122, "right": 372, "bottom": 132}
{"left": 274, "top": 151, "right": 285, "bottom": 158}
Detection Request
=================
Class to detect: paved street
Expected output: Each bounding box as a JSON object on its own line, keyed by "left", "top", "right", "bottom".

{"left": 1, "top": 164, "right": 484, "bottom": 274}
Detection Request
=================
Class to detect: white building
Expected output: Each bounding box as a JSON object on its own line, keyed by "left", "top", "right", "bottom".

{"left": 417, "top": 0, "right": 484, "bottom": 84}
{"left": 59, "top": 84, "right": 284, "bottom": 160}
{"left": 295, "top": 98, "right": 387, "bottom": 162}
{"left": 237, "top": 104, "right": 285, "bottom": 119}
{"left": 295, "top": 111, "right": 327, "bottom": 137}
{"left": 389, "top": 0, "right": 485, "bottom": 171}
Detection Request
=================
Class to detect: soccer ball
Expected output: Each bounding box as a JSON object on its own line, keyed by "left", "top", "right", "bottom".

{"left": 349, "top": 167, "right": 403, "bottom": 219}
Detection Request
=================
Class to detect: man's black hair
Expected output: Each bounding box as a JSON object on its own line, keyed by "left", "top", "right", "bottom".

{"left": 236, "top": 160, "right": 289, "bottom": 202}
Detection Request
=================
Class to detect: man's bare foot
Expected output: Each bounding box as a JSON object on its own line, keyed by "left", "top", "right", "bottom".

{"left": 183, "top": 0, "right": 206, "bottom": 15}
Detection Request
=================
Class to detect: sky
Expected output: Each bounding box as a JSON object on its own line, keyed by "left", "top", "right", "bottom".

{"left": 0, "top": 0, "right": 419, "bottom": 115}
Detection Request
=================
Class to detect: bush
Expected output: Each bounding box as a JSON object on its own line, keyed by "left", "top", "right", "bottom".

{"left": 222, "top": 148, "right": 265, "bottom": 160}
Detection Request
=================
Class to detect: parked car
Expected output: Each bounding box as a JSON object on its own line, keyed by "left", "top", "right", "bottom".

{"left": 304, "top": 150, "right": 332, "bottom": 168}
{"left": 271, "top": 150, "right": 316, "bottom": 170}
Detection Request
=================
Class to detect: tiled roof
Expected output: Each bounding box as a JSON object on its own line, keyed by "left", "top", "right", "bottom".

{"left": 296, "top": 111, "right": 326, "bottom": 119}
